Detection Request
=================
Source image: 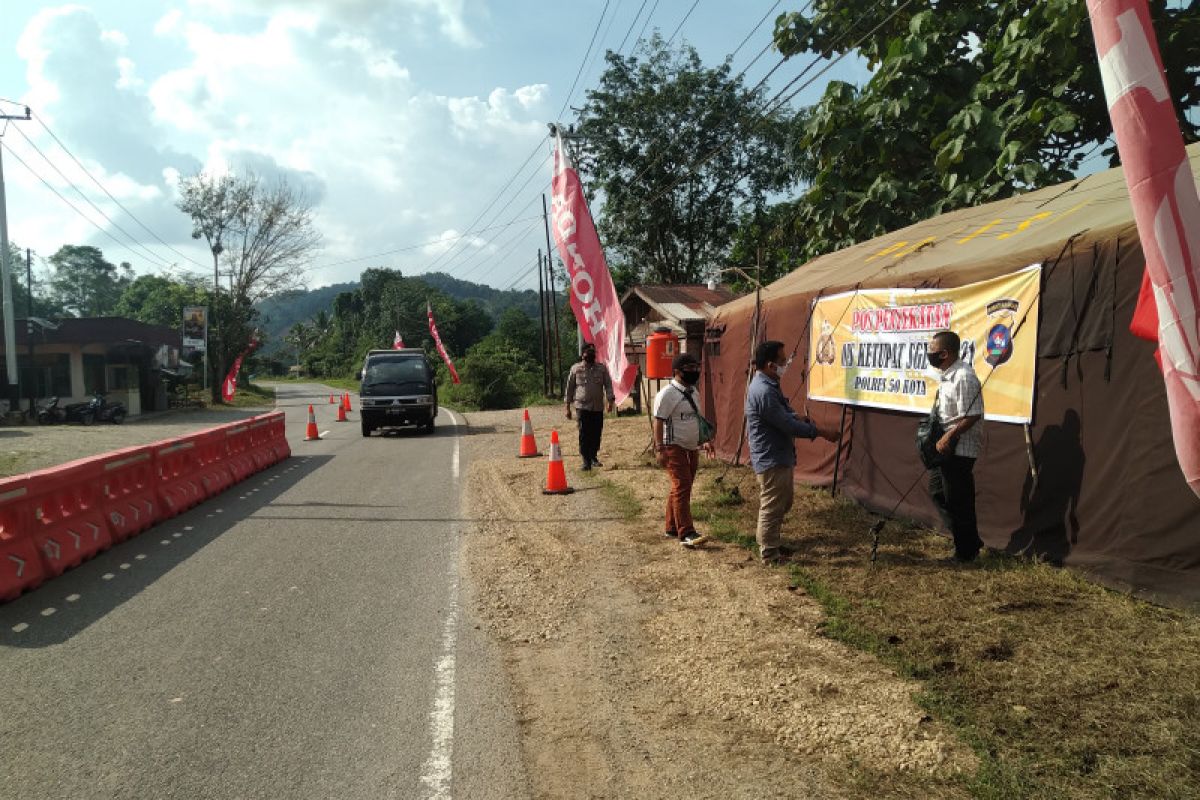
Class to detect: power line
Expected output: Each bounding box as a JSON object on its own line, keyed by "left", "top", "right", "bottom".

{"left": 30, "top": 112, "right": 209, "bottom": 270}
{"left": 8, "top": 124, "right": 175, "bottom": 270}
{"left": 665, "top": 0, "right": 702, "bottom": 47}
{"left": 631, "top": 0, "right": 662, "bottom": 53}
{"left": 556, "top": 0, "right": 613, "bottom": 120}
{"left": 615, "top": 0, "right": 651, "bottom": 54}
{"left": 730, "top": 0, "right": 783, "bottom": 60}
{"left": 0, "top": 140, "right": 179, "bottom": 269}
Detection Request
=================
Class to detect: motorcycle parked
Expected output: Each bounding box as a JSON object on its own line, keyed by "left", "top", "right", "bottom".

{"left": 36, "top": 396, "right": 67, "bottom": 425}
{"left": 64, "top": 393, "right": 128, "bottom": 425}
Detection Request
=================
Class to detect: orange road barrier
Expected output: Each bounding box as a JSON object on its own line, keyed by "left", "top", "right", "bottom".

{"left": 336, "top": 403, "right": 347, "bottom": 422}
{"left": 542, "top": 430, "right": 575, "bottom": 495}
{"left": 518, "top": 409, "right": 541, "bottom": 458}
{"left": 304, "top": 405, "right": 321, "bottom": 441}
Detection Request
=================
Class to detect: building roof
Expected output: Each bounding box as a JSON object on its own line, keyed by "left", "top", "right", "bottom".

{"left": 621, "top": 283, "right": 739, "bottom": 322}
{"left": 2, "top": 317, "right": 181, "bottom": 349}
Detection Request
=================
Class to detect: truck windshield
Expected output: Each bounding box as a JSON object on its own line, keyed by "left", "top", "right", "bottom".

{"left": 363, "top": 359, "right": 427, "bottom": 385}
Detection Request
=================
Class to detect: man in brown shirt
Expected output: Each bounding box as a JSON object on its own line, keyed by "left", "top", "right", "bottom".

{"left": 565, "top": 342, "right": 615, "bottom": 471}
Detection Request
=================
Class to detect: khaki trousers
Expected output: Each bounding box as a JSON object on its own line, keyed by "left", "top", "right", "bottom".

{"left": 756, "top": 465, "right": 795, "bottom": 556}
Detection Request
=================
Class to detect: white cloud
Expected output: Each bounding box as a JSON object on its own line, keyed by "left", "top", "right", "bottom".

{"left": 439, "top": 84, "right": 549, "bottom": 143}
{"left": 420, "top": 229, "right": 491, "bottom": 256}
{"left": 154, "top": 9, "right": 184, "bottom": 36}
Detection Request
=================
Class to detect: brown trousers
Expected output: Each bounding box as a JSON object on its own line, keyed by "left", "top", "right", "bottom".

{"left": 663, "top": 445, "right": 700, "bottom": 534}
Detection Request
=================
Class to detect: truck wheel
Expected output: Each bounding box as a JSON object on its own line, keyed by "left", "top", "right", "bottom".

{"left": 361, "top": 420, "right": 372, "bottom": 437}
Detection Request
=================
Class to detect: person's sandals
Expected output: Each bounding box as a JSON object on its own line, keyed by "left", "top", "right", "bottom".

{"left": 680, "top": 531, "right": 707, "bottom": 548}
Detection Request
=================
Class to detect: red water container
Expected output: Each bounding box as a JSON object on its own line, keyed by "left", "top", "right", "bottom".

{"left": 645, "top": 327, "right": 680, "bottom": 379}
{"left": 0, "top": 476, "right": 45, "bottom": 601}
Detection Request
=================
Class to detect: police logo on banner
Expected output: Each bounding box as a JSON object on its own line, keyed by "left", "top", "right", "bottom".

{"left": 984, "top": 298, "right": 1019, "bottom": 367}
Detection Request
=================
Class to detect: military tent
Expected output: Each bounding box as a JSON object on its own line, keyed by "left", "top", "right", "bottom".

{"left": 704, "top": 142, "right": 1200, "bottom": 607}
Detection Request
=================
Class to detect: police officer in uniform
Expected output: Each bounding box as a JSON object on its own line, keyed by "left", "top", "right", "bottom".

{"left": 565, "top": 342, "right": 615, "bottom": 470}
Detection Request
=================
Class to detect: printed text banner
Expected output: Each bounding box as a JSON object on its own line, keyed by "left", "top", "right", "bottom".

{"left": 808, "top": 265, "right": 1041, "bottom": 423}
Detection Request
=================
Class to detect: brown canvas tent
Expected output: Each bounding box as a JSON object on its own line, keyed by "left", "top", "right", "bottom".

{"left": 705, "top": 142, "right": 1200, "bottom": 607}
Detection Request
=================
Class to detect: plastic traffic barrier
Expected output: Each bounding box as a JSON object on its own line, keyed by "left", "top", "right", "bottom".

{"left": 247, "top": 416, "right": 277, "bottom": 471}
{"left": 222, "top": 422, "right": 257, "bottom": 483}
{"left": 0, "top": 476, "right": 45, "bottom": 601}
{"left": 97, "top": 447, "right": 161, "bottom": 542}
{"left": 263, "top": 411, "right": 291, "bottom": 464}
{"left": 154, "top": 436, "right": 206, "bottom": 518}
{"left": 27, "top": 457, "right": 113, "bottom": 576}
{"left": 194, "top": 428, "right": 235, "bottom": 499}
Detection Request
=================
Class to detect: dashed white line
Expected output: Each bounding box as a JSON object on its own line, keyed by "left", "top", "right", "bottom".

{"left": 119, "top": 563, "right": 131, "bottom": 570}
{"left": 102, "top": 573, "right": 115, "bottom": 580}
{"left": 40, "top": 607, "right": 56, "bottom": 617}
{"left": 65, "top": 594, "right": 80, "bottom": 602}
{"left": 135, "top": 554, "right": 147, "bottom": 561}
{"left": 12, "top": 622, "right": 28, "bottom": 633}
{"left": 173, "top": 532, "right": 182, "bottom": 538}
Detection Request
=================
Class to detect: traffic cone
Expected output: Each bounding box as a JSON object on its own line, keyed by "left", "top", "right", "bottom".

{"left": 336, "top": 402, "right": 347, "bottom": 422}
{"left": 517, "top": 409, "right": 541, "bottom": 458}
{"left": 329, "top": 393, "right": 335, "bottom": 404}
{"left": 343, "top": 392, "right": 353, "bottom": 412}
{"left": 542, "top": 430, "right": 574, "bottom": 495}
{"left": 304, "top": 405, "right": 321, "bottom": 440}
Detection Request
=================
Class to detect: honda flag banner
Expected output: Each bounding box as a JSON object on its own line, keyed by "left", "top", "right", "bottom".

{"left": 393, "top": 330, "right": 405, "bottom": 349}
{"left": 221, "top": 337, "right": 260, "bottom": 403}
{"left": 1087, "top": 0, "right": 1200, "bottom": 498}
{"left": 549, "top": 126, "right": 638, "bottom": 404}
{"left": 427, "top": 303, "right": 460, "bottom": 384}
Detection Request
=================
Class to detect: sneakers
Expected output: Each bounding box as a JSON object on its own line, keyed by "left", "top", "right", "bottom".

{"left": 591, "top": 458, "right": 603, "bottom": 467}
{"left": 663, "top": 529, "right": 678, "bottom": 539}
{"left": 680, "top": 531, "right": 707, "bottom": 548}
{"left": 581, "top": 461, "right": 592, "bottom": 471}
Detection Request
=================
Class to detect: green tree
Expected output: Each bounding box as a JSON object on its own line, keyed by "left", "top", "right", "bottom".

{"left": 493, "top": 307, "right": 541, "bottom": 361}
{"left": 771, "top": 0, "right": 1200, "bottom": 261}
{"left": 114, "top": 274, "right": 210, "bottom": 328}
{"left": 47, "top": 245, "right": 133, "bottom": 316}
{"left": 575, "top": 35, "right": 796, "bottom": 284}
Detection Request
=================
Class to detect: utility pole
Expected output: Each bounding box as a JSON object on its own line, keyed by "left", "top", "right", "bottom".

{"left": 26, "top": 248, "right": 34, "bottom": 415}
{"left": 537, "top": 248, "right": 548, "bottom": 396}
{"left": 0, "top": 105, "right": 31, "bottom": 417}
{"left": 542, "top": 193, "right": 564, "bottom": 395}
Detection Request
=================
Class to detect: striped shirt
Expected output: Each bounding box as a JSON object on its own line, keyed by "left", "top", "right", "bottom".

{"left": 936, "top": 359, "right": 984, "bottom": 458}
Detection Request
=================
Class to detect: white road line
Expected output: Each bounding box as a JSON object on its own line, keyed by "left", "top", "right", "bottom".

{"left": 419, "top": 408, "right": 462, "bottom": 799}
{"left": 12, "top": 622, "right": 28, "bottom": 633}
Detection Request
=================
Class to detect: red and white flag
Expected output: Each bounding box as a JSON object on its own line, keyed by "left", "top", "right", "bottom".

{"left": 427, "top": 303, "right": 460, "bottom": 384}
{"left": 1088, "top": 0, "right": 1200, "bottom": 498}
{"left": 221, "top": 337, "right": 260, "bottom": 403}
{"left": 549, "top": 126, "right": 638, "bottom": 404}
{"left": 393, "top": 330, "right": 405, "bottom": 349}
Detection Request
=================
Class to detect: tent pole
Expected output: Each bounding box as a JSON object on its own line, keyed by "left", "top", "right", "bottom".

{"left": 830, "top": 404, "right": 849, "bottom": 496}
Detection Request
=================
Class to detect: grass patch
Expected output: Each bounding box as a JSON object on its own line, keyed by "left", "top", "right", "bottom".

{"left": 0, "top": 451, "right": 31, "bottom": 478}
{"left": 222, "top": 382, "right": 275, "bottom": 408}
{"left": 582, "top": 473, "right": 643, "bottom": 521}
{"left": 692, "top": 467, "right": 1200, "bottom": 799}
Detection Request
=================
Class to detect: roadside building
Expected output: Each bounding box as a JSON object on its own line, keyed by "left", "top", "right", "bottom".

{"left": 0, "top": 317, "right": 182, "bottom": 416}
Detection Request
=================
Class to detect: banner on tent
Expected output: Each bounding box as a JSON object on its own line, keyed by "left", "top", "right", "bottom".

{"left": 808, "top": 264, "right": 1041, "bottom": 423}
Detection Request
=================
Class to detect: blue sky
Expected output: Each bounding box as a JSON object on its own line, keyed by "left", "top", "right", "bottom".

{"left": 0, "top": 1, "right": 868, "bottom": 292}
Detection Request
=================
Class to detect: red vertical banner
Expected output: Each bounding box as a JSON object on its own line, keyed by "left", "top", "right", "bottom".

{"left": 427, "top": 303, "right": 460, "bottom": 384}
{"left": 1087, "top": 0, "right": 1200, "bottom": 497}
{"left": 549, "top": 127, "right": 638, "bottom": 404}
{"left": 221, "top": 338, "right": 259, "bottom": 403}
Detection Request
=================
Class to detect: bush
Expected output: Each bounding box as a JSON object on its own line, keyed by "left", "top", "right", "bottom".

{"left": 439, "top": 336, "right": 542, "bottom": 410}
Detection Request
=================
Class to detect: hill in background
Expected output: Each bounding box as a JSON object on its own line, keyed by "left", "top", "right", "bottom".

{"left": 254, "top": 272, "right": 547, "bottom": 355}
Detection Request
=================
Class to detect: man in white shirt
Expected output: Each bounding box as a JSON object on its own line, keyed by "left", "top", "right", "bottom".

{"left": 926, "top": 330, "right": 985, "bottom": 562}
{"left": 653, "top": 353, "right": 714, "bottom": 548}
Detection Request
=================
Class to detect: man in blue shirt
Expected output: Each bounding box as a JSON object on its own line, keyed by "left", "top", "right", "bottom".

{"left": 745, "top": 340, "right": 828, "bottom": 564}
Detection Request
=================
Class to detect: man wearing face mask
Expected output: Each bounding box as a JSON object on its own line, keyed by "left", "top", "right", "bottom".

{"left": 746, "top": 340, "right": 827, "bottom": 565}
{"left": 565, "top": 342, "right": 615, "bottom": 471}
{"left": 653, "top": 353, "right": 714, "bottom": 548}
{"left": 926, "top": 330, "right": 985, "bottom": 563}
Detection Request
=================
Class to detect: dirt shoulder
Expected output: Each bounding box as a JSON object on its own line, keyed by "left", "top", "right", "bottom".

{"left": 460, "top": 408, "right": 974, "bottom": 799}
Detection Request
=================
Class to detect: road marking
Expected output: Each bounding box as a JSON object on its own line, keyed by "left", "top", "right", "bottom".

{"left": 173, "top": 532, "right": 182, "bottom": 538}
{"left": 66, "top": 594, "right": 80, "bottom": 602}
{"left": 184, "top": 526, "right": 194, "bottom": 531}
{"left": 40, "top": 607, "right": 56, "bottom": 617}
{"left": 420, "top": 408, "right": 462, "bottom": 800}
{"left": 119, "top": 563, "right": 131, "bottom": 570}
{"left": 102, "top": 573, "right": 114, "bottom": 580}
{"left": 161, "top": 540, "right": 170, "bottom": 545}
{"left": 135, "top": 554, "right": 147, "bottom": 561}
{"left": 419, "top": 566, "right": 459, "bottom": 800}
{"left": 11, "top": 623, "right": 28, "bottom": 633}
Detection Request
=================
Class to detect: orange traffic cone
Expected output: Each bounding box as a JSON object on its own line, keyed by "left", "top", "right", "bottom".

{"left": 329, "top": 393, "right": 335, "bottom": 404}
{"left": 304, "top": 404, "right": 321, "bottom": 440}
{"left": 343, "top": 392, "right": 353, "bottom": 412}
{"left": 336, "top": 402, "right": 347, "bottom": 422}
{"left": 517, "top": 409, "right": 541, "bottom": 458}
{"left": 542, "top": 430, "right": 574, "bottom": 495}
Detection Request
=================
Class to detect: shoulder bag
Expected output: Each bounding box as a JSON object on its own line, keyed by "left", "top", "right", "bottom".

{"left": 678, "top": 388, "right": 717, "bottom": 445}
{"left": 916, "top": 390, "right": 946, "bottom": 469}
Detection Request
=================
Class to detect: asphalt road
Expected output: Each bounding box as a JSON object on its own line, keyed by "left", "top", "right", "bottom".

{"left": 0, "top": 384, "right": 527, "bottom": 800}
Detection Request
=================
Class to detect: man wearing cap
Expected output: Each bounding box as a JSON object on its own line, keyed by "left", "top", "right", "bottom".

{"left": 565, "top": 342, "right": 615, "bottom": 471}
{"left": 653, "top": 353, "right": 714, "bottom": 548}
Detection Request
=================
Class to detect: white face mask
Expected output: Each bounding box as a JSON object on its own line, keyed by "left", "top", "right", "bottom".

{"left": 773, "top": 355, "right": 792, "bottom": 378}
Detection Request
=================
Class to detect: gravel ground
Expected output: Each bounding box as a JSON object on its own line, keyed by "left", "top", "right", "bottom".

{"left": 460, "top": 406, "right": 975, "bottom": 799}
{"left": 0, "top": 401, "right": 274, "bottom": 477}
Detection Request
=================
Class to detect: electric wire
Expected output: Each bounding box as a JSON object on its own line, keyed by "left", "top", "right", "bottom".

{"left": 8, "top": 124, "right": 175, "bottom": 270}
{"left": 1, "top": 140, "right": 178, "bottom": 269}
{"left": 665, "top": 0, "right": 702, "bottom": 47}
{"left": 615, "top": 0, "right": 651, "bottom": 54}
{"left": 556, "top": 0, "right": 613, "bottom": 121}
{"left": 631, "top": 0, "right": 662, "bottom": 53}
{"left": 30, "top": 112, "right": 210, "bottom": 270}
